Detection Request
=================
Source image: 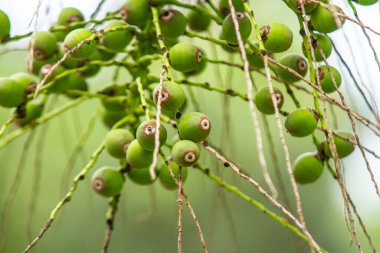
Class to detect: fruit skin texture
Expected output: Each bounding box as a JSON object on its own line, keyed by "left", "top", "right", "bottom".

{"left": 254, "top": 86, "right": 284, "bottom": 115}
{"left": 128, "top": 167, "right": 157, "bottom": 185}
{"left": 153, "top": 81, "right": 185, "bottom": 112}
{"left": 178, "top": 112, "right": 211, "bottom": 143}
{"left": 58, "top": 7, "right": 84, "bottom": 25}
{"left": 287, "top": 0, "right": 318, "bottom": 13}
{"left": 64, "top": 28, "right": 97, "bottom": 59}
{"left": 120, "top": 0, "right": 151, "bottom": 27}
{"left": 11, "top": 73, "right": 38, "bottom": 90}
{"left": 353, "top": 0, "right": 378, "bottom": 5}
{"left": 91, "top": 167, "right": 124, "bottom": 197}
{"left": 275, "top": 55, "right": 308, "bottom": 83}
{"left": 222, "top": 12, "right": 252, "bottom": 45}
{"left": 101, "top": 86, "right": 127, "bottom": 111}
{"left": 219, "top": 0, "right": 245, "bottom": 17}
{"left": 159, "top": 9, "right": 187, "bottom": 39}
{"left": 0, "top": 78, "right": 25, "bottom": 108}
{"left": 187, "top": 9, "right": 211, "bottom": 32}
{"left": 31, "top": 32, "right": 57, "bottom": 60}
{"left": 159, "top": 161, "right": 188, "bottom": 190}
{"left": 302, "top": 33, "right": 332, "bottom": 62}
{"left": 105, "top": 129, "right": 134, "bottom": 158}
{"left": 136, "top": 120, "right": 167, "bottom": 151}
{"left": 101, "top": 110, "right": 127, "bottom": 128}
{"left": 126, "top": 140, "right": 153, "bottom": 168}
{"left": 310, "top": 5, "right": 345, "bottom": 33}
{"left": 260, "top": 23, "right": 293, "bottom": 53}
{"left": 101, "top": 21, "right": 132, "bottom": 52}
{"left": 285, "top": 108, "right": 319, "bottom": 137}
{"left": 0, "top": 10, "right": 10, "bottom": 41}
{"left": 323, "top": 130, "right": 356, "bottom": 158}
{"left": 318, "top": 65, "right": 342, "bottom": 93}
{"left": 39, "top": 64, "right": 69, "bottom": 93}
{"left": 169, "top": 42, "right": 203, "bottom": 73}
{"left": 293, "top": 152, "right": 324, "bottom": 184}
{"left": 172, "top": 140, "right": 200, "bottom": 167}
{"left": 15, "top": 100, "right": 43, "bottom": 127}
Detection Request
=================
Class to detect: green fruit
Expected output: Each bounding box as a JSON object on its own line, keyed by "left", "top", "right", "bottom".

{"left": 219, "top": 32, "right": 237, "bottom": 53}
{"left": 126, "top": 140, "right": 154, "bottom": 168}
{"left": 275, "top": 55, "right": 308, "bottom": 83}
{"left": 101, "top": 21, "right": 133, "bottom": 52}
{"left": 153, "top": 81, "right": 185, "bottom": 112}
{"left": 219, "top": 0, "right": 245, "bottom": 17}
{"left": 353, "top": 0, "right": 378, "bottom": 5}
{"left": 254, "top": 86, "right": 284, "bottom": 115}
{"left": 260, "top": 23, "right": 293, "bottom": 53}
{"left": 64, "top": 28, "right": 97, "bottom": 59}
{"left": 323, "top": 130, "right": 356, "bottom": 158}
{"left": 105, "top": 129, "right": 134, "bottom": 158}
{"left": 293, "top": 152, "right": 324, "bottom": 184}
{"left": 285, "top": 108, "right": 319, "bottom": 137}
{"left": 287, "top": 0, "right": 318, "bottom": 13}
{"left": 101, "top": 85, "right": 127, "bottom": 111}
{"left": 178, "top": 112, "right": 211, "bottom": 142}
{"left": 101, "top": 109, "right": 127, "bottom": 128}
{"left": 91, "top": 166, "right": 124, "bottom": 197}
{"left": 58, "top": 7, "right": 84, "bottom": 26}
{"left": 0, "top": 78, "right": 25, "bottom": 108}
{"left": 185, "top": 55, "right": 207, "bottom": 76}
{"left": 302, "top": 33, "right": 332, "bottom": 62}
{"left": 120, "top": 0, "right": 151, "bottom": 27}
{"left": 159, "top": 161, "right": 188, "bottom": 190}
{"left": 93, "top": 47, "right": 116, "bottom": 61}
{"left": 136, "top": 120, "right": 167, "bottom": 151}
{"left": 128, "top": 167, "right": 157, "bottom": 185}
{"left": 310, "top": 5, "right": 345, "bottom": 33}
{"left": 169, "top": 42, "right": 203, "bottom": 73}
{"left": 30, "top": 56, "right": 58, "bottom": 75}
{"left": 0, "top": 10, "right": 11, "bottom": 41}
{"left": 15, "top": 100, "right": 43, "bottom": 127}
{"left": 50, "top": 24, "right": 69, "bottom": 42}
{"left": 39, "top": 64, "right": 69, "bottom": 93}
{"left": 187, "top": 8, "right": 211, "bottom": 32}
{"left": 65, "top": 74, "right": 88, "bottom": 97}
{"left": 11, "top": 73, "right": 38, "bottom": 90}
{"left": 172, "top": 140, "right": 200, "bottom": 167}
{"left": 222, "top": 12, "right": 252, "bottom": 45}
{"left": 31, "top": 31, "right": 57, "bottom": 60}
{"left": 159, "top": 9, "right": 187, "bottom": 38}
{"left": 317, "top": 65, "right": 342, "bottom": 93}
{"left": 58, "top": 43, "right": 87, "bottom": 69}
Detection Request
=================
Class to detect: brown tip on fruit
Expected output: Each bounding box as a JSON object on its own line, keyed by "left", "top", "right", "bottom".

{"left": 92, "top": 177, "right": 105, "bottom": 192}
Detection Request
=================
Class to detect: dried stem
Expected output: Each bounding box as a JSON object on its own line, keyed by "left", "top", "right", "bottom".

{"left": 101, "top": 195, "right": 120, "bottom": 253}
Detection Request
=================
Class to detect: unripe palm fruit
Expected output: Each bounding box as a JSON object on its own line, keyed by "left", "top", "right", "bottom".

{"left": 31, "top": 32, "right": 57, "bottom": 60}
{"left": 14, "top": 100, "right": 43, "bottom": 127}
{"left": 39, "top": 64, "right": 69, "bottom": 93}
{"left": 353, "top": 0, "right": 378, "bottom": 5}
{"left": 0, "top": 78, "right": 25, "bottom": 108}
{"left": 105, "top": 129, "right": 134, "bottom": 158}
{"left": 101, "top": 86, "right": 127, "bottom": 111}
{"left": 323, "top": 130, "right": 356, "bottom": 158}
{"left": 219, "top": 0, "right": 245, "bottom": 17}
{"left": 58, "top": 7, "right": 84, "bottom": 26}
{"left": 219, "top": 32, "right": 237, "bottom": 53}
{"left": 260, "top": 23, "right": 293, "bottom": 53}
{"left": 178, "top": 112, "right": 211, "bottom": 142}
{"left": 169, "top": 42, "right": 203, "bottom": 73}
{"left": 120, "top": 0, "right": 151, "bottom": 27}
{"left": 11, "top": 73, "right": 38, "bottom": 90}
{"left": 50, "top": 24, "right": 69, "bottom": 42}
{"left": 172, "top": 140, "right": 200, "bottom": 167}
{"left": 30, "top": 56, "right": 58, "bottom": 75}
{"left": 302, "top": 33, "right": 332, "bottom": 62}
{"left": 136, "top": 120, "right": 167, "bottom": 151}
{"left": 128, "top": 167, "right": 157, "bottom": 185}
{"left": 101, "top": 21, "right": 132, "bottom": 52}
{"left": 221, "top": 12, "right": 252, "bottom": 45}
{"left": 247, "top": 52, "right": 264, "bottom": 69}
{"left": 276, "top": 55, "right": 308, "bottom": 83}
{"left": 64, "top": 28, "right": 97, "bottom": 59}
{"left": 317, "top": 65, "right": 342, "bottom": 93}
{"left": 310, "top": 5, "right": 345, "bottom": 33}
{"left": 187, "top": 8, "right": 211, "bottom": 32}
{"left": 185, "top": 55, "right": 207, "bottom": 77}
{"left": 126, "top": 140, "right": 154, "bottom": 168}
{"left": 293, "top": 152, "right": 324, "bottom": 184}
{"left": 101, "top": 109, "right": 127, "bottom": 128}
{"left": 287, "top": 0, "right": 318, "bottom": 13}
{"left": 91, "top": 167, "right": 124, "bottom": 197}
{"left": 58, "top": 43, "right": 86, "bottom": 69}
{"left": 65, "top": 74, "right": 89, "bottom": 98}
{"left": 285, "top": 108, "right": 319, "bottom": 137}
{"left": 254, "top": 86, "right": 284, "bottom": 115}
{"left": 153, "top": 81, "right": 185, "bottom": 112}
{"left": 0, "top": 10, "right": 11, "bottom": 41}
{"left": 159, "top": 9, "right": 187, "bottom": 39}
{"left": 159, "top": 161, "right": 188, "bottom": 190}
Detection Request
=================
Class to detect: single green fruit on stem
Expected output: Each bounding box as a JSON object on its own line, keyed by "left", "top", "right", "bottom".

{"left": 126, "top": 139, "right": 154, "bottom": 168}
{"left": 178, "top": 112, "right": 211, "bottom": 143}
{"left": 172, "top": 140, "right": 200, "bottom": 167}
{"left": 293, "top": 152, "right": 324, "bottom": 184}
{"left": 91, "top": 166, "right": 125, "bottom": 197}
{"left": 159, "top": 161, "right": 188, "bottom": 190}
{"left": 105, "top": 129, "right": 134, "bottom": 159}
{"left": 285, "top": 108, "right": 319, "bottom": 137}
{"left": 136, "top": 120, "right": 168, "bottom": 151}
{"left": 254, "top": 86, "right": 284, "bottom": 115}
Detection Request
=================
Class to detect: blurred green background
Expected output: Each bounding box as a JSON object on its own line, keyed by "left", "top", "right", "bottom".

{"left": 1, "top": 0, "right": 380, "bottom": 252}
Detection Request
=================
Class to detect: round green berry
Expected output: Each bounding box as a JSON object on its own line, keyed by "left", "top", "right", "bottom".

{"left": 178, "top": 112, "right": 211, "bottom": 143}
{"left": 126, "top": 139, "right": 153, "bottom": 168}
{"left": 159, "top": 9, "right": 187, "bottom": 39}
{"left": 169, "top": 42, "right": 203, "bottom": 73}
{"left": 58, "top": 43, "right": 87, "bottom": 69}
{"left": 0, "top": 78, "right": 25, "bottom": 108}
{"left": 302, "top": 33, "right": 332, "bottom": 62}
{"left": 287, "top": 0, "right": 318, "bottom": 13}
{"left": 120, "top": 0, "right": 151, "bottom": 27}
{"left": 254, "top": 86, "right": 284, "bottom": 115}
{"left": 31, "top": 31, "right": 57, "bottom": 60}
{"left": 219, "top": 32, "right": 237, "bottom": 53}
{"left": 11, "top": 72, "right": 38, "bottom": 90}
{"left": 285, "top": 108, "right": 319, "bottom": 137}
{"left": 219, "top": 0, "right": 245, "bottom": 17}
{"left": 221, "top": 12, "right": 252, "bottom": 45}
{"left": 153, "top": 81, "right": 185, "bottom": 112}
{"left": 159, "top": 161, "right": 188, "bottom": 190}
{"left": 101, "top": 21, "right": 133, "bottom": 52}
{"left": 101, "top": 109, "right": 128, "bottom": 128}
{"left": 136, "top": 120, "right": 167, "bottom": 151}
{"left": 128, "top": 167, "right": 157, "bottom": 185}
{"left": 101, "top": 85, "right": 127, "bottom": 111}
{"left": 310, "top": 5, "right": 345, "bottom": 33}
{"left": 105, "top": 129, "right": 134, "bottom": 159}
{"left": 91, "top": 166, "right": 124, "bottom": 197}
{"left": 323, "top": 130, "right": 356, "bottom": 158}
{"left": 293, "top": 152, "right": 324, "bottom": 184}
{"left": 65, "top": 74, "right": 89, "bottom": 98}
{"left": 260, "top": 23, "right": 293, "bottom": 53}
{"left": 58, "top": 7, "right": 84, "bottom": 26}
{"left": 14, "top": 100, "right": 43, "bottom": 127}
{"left": 317, "top": 65, "right": 342, "bottom": 93}
{"left": 353, "top": 0, "right": 378, "bottom": 5}
{"left": 187, "top": 8, "right": 211, "bottom": 32}
{"left": 275, "top": 55, "right": 308, "bottom": 83}
{"left": 0, "top": 10, "right": 11, "bottom": 41}
{"left": 64, "top": 28, "right": 97, "bottom": 59}
{"left": 172, "top": 140, "right": 200, "bottom": 167}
